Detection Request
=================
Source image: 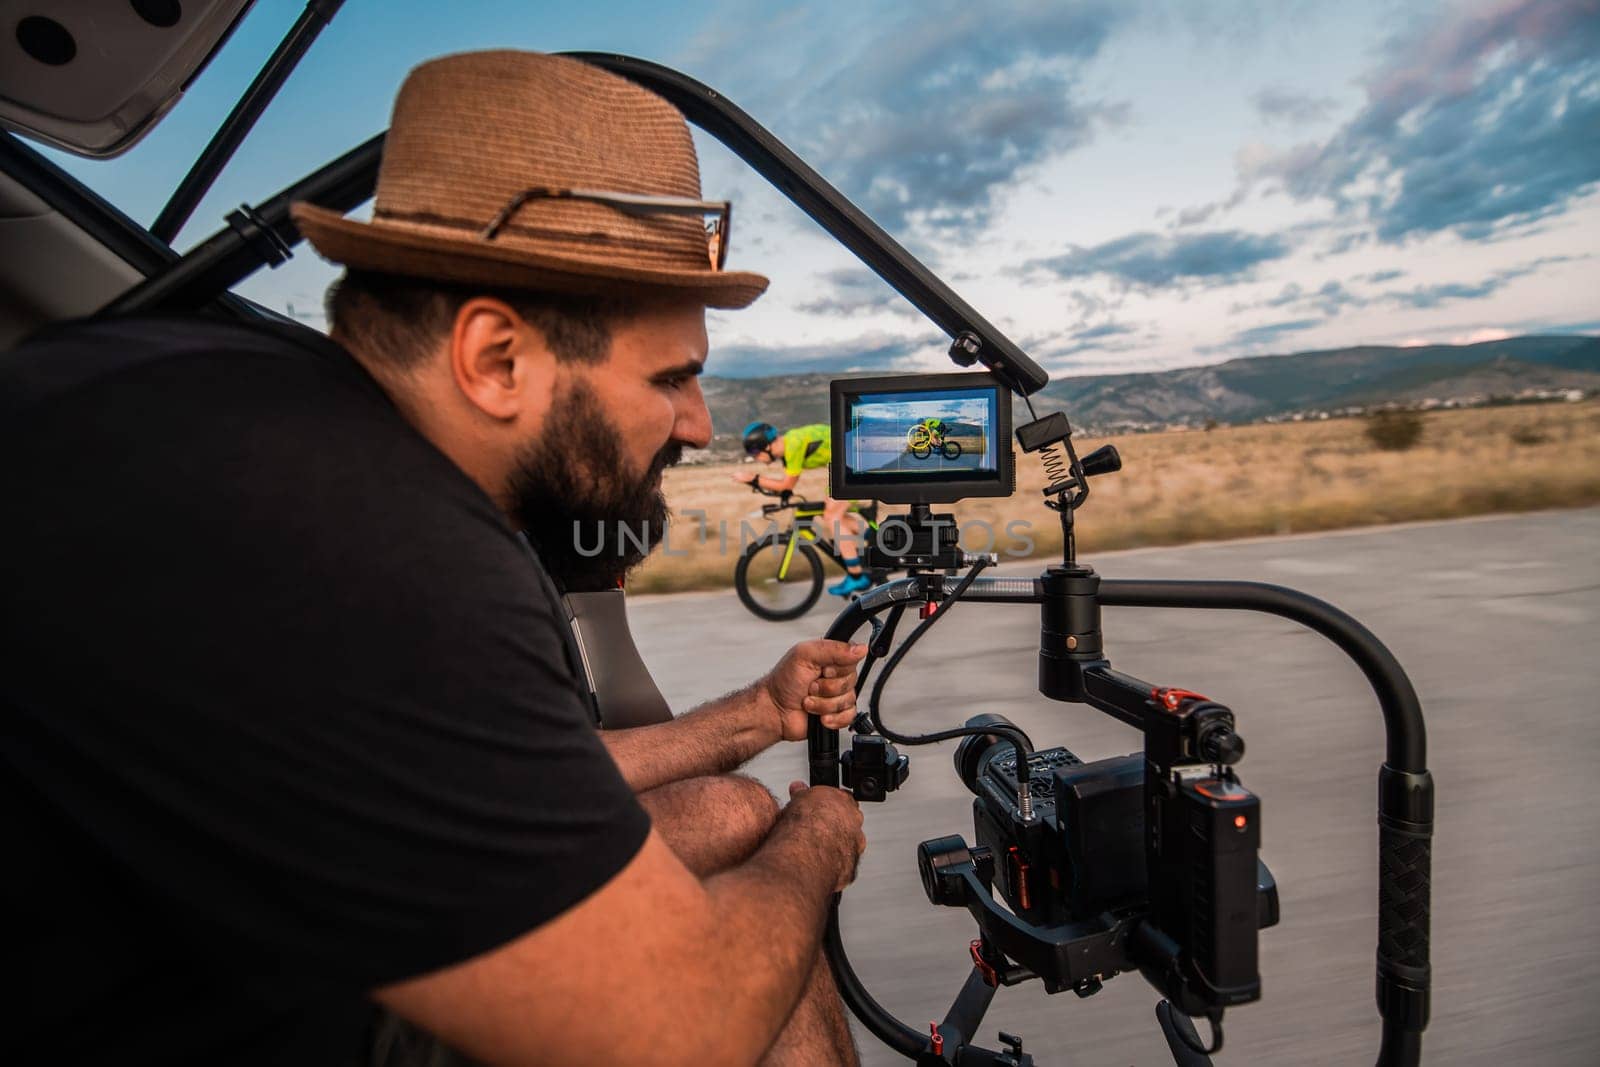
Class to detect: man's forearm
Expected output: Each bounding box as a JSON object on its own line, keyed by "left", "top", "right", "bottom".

{"left": 374, "top": 805, "right": 860, "bottom": 1067}
{"left": 601, "top": 683, "right": 778, "bottom": 793}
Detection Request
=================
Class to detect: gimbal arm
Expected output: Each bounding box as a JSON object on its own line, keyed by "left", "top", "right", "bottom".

{"left": 809, "top": 574, "right": 1431, "bottom": 1066}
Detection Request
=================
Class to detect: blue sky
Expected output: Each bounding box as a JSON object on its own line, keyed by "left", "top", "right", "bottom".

{"left": 49, "top": 0, "right": 1600, "bottom": 378}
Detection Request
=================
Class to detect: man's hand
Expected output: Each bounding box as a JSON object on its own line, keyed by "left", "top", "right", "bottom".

{"left": 732, "top": 469, "right": 758, "bottom": 485}
{"left": 601, "top": 640, "right": 866, "bottom": 792}
{"left": 785, "top": 781, "right": 866, "bottom": 892}
{"left": 761, "top": 639, "right": 870, "bottom": 741}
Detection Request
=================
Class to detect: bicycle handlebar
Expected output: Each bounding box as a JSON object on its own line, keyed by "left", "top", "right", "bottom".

{"left": 746, "top": 482, "right": 813, "bottom": 505}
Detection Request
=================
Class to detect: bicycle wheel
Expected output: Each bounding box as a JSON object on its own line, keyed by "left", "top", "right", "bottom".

{"left": 735, "top": 535, "right": 825, "bottom": 621}
{"left": 940, "top": 439, "right": 962, "bottom": 460}
{"left": 911, "top": 445, "right": 931, "bottom": 460}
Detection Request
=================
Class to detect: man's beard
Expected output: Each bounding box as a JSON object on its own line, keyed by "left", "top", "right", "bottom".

{"left": 509, "top": 377, "right": 682, "bottom": 592}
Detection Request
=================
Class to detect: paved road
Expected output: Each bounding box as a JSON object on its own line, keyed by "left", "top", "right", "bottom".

{"left": 628, "top": 508, "right": 1600, "bottom": 1066}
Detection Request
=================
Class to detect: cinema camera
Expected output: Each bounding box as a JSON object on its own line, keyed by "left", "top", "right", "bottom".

{"left": 810, "top": 334, "right": 1434, "bottom": 1067}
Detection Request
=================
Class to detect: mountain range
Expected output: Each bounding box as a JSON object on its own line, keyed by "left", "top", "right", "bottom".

{"left": 701, "top": 334, "right": 1600, "bottom": 449}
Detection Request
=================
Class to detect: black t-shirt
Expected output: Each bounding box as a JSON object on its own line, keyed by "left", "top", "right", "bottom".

{"left": 0, "top": 316, "right": 651, "bottom": 1065}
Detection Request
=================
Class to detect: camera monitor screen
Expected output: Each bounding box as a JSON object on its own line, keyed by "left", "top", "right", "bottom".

{"left": 829, "top": 372, "right": 1014, "bottom": 504}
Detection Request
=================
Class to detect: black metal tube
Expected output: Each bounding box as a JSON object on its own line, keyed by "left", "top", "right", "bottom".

{"left": 1, "top": 132, "right": 175, "bottom": 272}
{"left": 939, "top": 968, "right": 1000, "bottom": 1057}
{"left": 815, "top": 599, "right": 875, "bottom": 784}
{"left": 100, "top": 133, "right": 383, "bottom": 318}
{"left": 1379, "top": 1025, "right": 1422, "bottom": 1066}
{"left": 1096, "top": 579, "right": 1425, "bottom": 770}
{"left": 824, "top": 903, "right": 926, "bottom": 1056}
{"left": 151, "top": 0, "right": 346, "bottom": 244}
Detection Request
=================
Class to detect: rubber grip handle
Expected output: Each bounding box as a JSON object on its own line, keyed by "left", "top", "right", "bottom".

{"left": 1378, "top": 827, "right": 1431, "bottom": 973}
{"left": 1376, "top": 766, "right": 1432, "bottom": 1042}
{"left": 809, "top": 716, "right": 840, "bottom": 787}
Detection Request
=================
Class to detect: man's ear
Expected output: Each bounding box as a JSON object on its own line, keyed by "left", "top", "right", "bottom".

{"left": 446, "top": 297, "right": 555, "bottom": 421}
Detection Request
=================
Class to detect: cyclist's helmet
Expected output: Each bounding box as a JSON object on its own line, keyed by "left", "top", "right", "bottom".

{"left": 742, "top": 421, "right": 778, "bottom": 456}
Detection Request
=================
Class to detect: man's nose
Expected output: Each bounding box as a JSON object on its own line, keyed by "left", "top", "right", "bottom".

{"left": 674, "top": 383, "right": 713, "bottom": 449}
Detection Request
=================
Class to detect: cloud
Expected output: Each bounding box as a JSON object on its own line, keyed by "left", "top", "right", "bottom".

{"left": 1174, "top": 203, "right": 1220, "bottom": 227}
{"left": 1454, "top": 327, "right": 1515, "bottom": 344}
{"left": 1242, "top": 0, "right": 1600, "bottom": 242}
{"left": 794, "top": 269, "right": 913, "bottom": 317}
{"left": 1383, "top": 253, "right": 1583, "bottom": 307}
{"left": 1069, "top": 322, "right": 1136, "bottom": 342}
{"left": 1261, "top": 282, "right": 1303, "bottom": 309}
{"left": 1229, "top": 318, "right": 1324, "bottom": 347}
{"left": 1238, "top": 253, "right": 1577, "bottom": 318}
{"left": 1041, "top": 320, "right": 1144, "bottom": 362}
{"left": 1394, "top": 316, "right": 1600, "bottom": 347}
{"left": 1387, "top": 279, "right": 1504, "bottom": 309}
{"left": 1234, "top": 278, "right": 1371, "bottom": 318}
{"left": 1025, "top": 229, "right": 1293, "bottom": 288}
{"left": 1013, "top": 320, "right": 1144, "bottom": 368}
{"left": 690, "top": 2, "right": 1129, "bottom": 240}
{"left": 1252, "top": 87, "right": 1340, "bottom": 124}
{"left": 1305, "top": 280, "right": 1367, "bottom": 315}
{"left": 708, "top": 332, "right": 940, "bottom": 377}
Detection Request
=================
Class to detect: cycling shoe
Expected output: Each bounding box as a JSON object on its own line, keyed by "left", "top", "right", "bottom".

{"left": 827, "top": 572, "right": 872, "bottom": 597}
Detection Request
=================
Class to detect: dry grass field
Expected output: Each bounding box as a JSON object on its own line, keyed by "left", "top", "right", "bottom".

{"left": 629, "top": 400, "right": 1600, "bottom": 594}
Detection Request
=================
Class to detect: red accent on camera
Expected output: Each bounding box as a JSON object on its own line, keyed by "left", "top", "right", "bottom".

{"left": 930, "top": 1021, "right": 944, "bottom": 1055}
{"left": 1007, "top": 846, "right": 1032, "bottom": 911}
{"left": 1151, "top": 686, "right": 1210, "bottom": 711}
{"left": 970, "top": 939, "right": 998, "bottom": 987}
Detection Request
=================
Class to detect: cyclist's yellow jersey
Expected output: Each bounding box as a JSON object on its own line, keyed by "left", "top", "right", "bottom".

{"left": 783, "top": 424, "right": 832, "bottom": 476}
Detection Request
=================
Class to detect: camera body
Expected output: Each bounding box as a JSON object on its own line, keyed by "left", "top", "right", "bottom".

{"left": 956, "top": 727, "right": 1276, "bottom": 1014}
{"left": 964, "top": 742, "right": 1146, "bottom": 926}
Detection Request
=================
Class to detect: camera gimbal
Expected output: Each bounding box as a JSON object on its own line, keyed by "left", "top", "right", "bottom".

{"left": 808, "top": 350, "right": 1434, "bottom": 1067}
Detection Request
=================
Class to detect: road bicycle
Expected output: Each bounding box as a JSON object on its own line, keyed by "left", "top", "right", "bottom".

{"left": 733, "top": 486, "right": 885, "bottom": 621}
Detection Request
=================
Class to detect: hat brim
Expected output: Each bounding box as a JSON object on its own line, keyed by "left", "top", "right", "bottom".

{"left": 291, "top": 202, "right": 769, "bottom": 310}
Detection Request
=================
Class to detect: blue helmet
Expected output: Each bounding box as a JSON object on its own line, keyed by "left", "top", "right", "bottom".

{"left": 741, "top": 421, "right": 777, "bottom": 455}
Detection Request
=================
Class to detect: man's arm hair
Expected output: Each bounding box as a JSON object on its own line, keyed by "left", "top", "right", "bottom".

{"left": 374, "top": 794, "right": 859, "bottom": 1067}
{"left": 601, "top": 682, "right": 776, "bottom": 793}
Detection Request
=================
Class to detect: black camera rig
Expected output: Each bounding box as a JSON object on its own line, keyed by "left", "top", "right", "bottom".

{"left": 810, "top": 346, "right": 1434, "bottom": 1067}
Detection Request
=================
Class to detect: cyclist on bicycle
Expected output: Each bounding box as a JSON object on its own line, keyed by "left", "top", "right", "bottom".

{"left": 734, "top": 421, "right": 871, "bottom": 596}
{"left": 911, "top": 416, "right": 947, "bottom": 445}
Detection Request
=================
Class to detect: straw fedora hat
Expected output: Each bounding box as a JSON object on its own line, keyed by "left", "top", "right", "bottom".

{"left": 292, "top": 51, "right": 767, "bottom": 309}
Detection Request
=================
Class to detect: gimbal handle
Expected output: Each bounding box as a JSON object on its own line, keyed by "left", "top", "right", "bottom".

{"left": 810, "top": 574, "right": 1432, "bottom": 1066}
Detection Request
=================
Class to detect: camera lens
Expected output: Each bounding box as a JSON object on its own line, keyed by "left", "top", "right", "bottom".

{"left": 955, "top": 713, "right": 1031, "bottom": 794}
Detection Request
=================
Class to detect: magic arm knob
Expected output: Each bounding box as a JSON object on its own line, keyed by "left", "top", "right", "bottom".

{"left": 1198, "top": 722, "right": 1246, "bottom": 765}
{"left": 1079, "top": 443, "right": 1122, "bottom": 479}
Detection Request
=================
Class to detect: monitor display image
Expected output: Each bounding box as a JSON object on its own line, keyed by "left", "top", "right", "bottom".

{"left": 830, "top": 373, "right": 1013, "bottom": 503}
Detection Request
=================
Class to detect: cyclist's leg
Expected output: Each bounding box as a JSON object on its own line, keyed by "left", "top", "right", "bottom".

{"left": 821, "top": 498, "right": 865, "bottom": 576}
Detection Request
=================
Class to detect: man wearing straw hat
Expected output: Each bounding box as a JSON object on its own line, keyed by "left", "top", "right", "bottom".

{"left": 3, "top": 52, "right": 865, "bottom": 1066}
